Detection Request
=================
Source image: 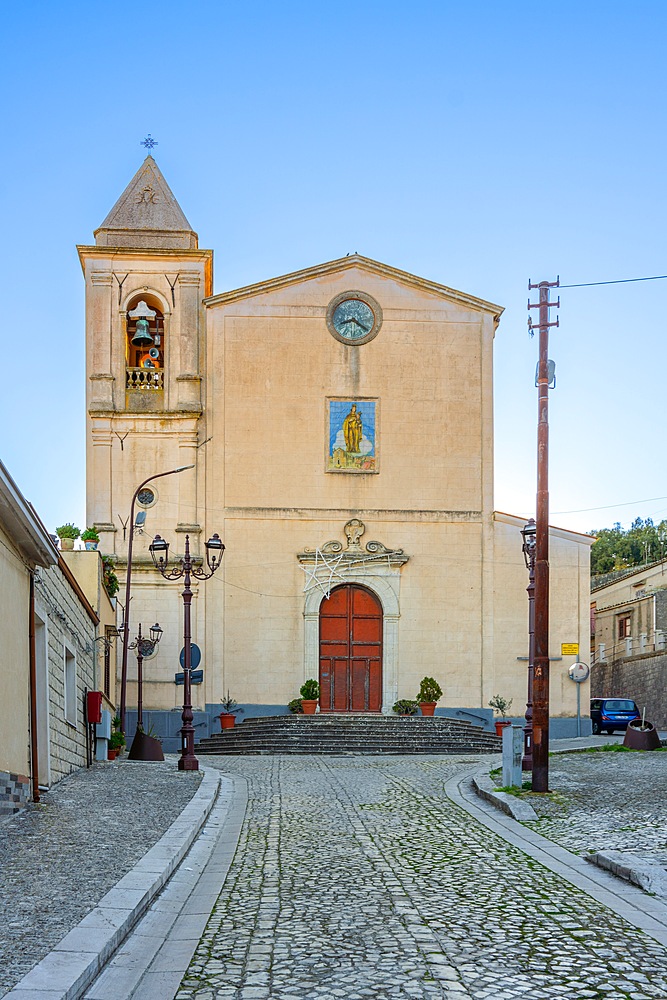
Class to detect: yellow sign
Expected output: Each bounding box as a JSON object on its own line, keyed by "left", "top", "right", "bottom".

{"left": 561, "top": 643, "right": 579, "bottom": 656}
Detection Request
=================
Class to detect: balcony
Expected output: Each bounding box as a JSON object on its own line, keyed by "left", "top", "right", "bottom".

{"left": 126, "top": 368, "right": 163, "bottom": 390}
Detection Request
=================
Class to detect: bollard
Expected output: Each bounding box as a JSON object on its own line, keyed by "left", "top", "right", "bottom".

{"left": 502, "top": 725, "right": 524, "bottom": 788}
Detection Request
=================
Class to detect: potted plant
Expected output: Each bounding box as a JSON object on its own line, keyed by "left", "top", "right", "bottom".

{"left": 488, "top": 694, "right": 513, "bottom": 736}
{"left": 81, "top": 526, "right": 100, "bottom": 551}
{"left": 128, "top": 722, "right": 164, "bottom": 761}
{"left": 393, "top": 698, "right": 419, "bottom": 716}
{"left": 56, "top": 523, "right": 80, "bottom": 551}
{"left": 219, "top": 692, "right": 243, "bottom": 730}
{"left": 108, "top": 717, "right": 125, "bottom": 760}
{"left": 623, "top": 709, "right": 661, "bottom": 750}
{"left": 300, "top": 678, "right": 320, "bottom": 715}
{"left": 416, "top": 677, "right": 442, "bottom": 716}
{"left": 288, "top": 698, "right": 304, "bottom": 714}
{"left": 102, "top": 555, "right": 119, "bottom": 599}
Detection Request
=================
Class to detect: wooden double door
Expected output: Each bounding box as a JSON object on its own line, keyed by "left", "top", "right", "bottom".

{"left": 319, "top": 584, "right": 383, "bottom": 712}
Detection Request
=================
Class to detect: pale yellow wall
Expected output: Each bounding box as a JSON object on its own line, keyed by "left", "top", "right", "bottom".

{"left": 0, "top": 522, "right": 30, "bottom": 775}
{"left": 61, "top": 549, "right": 118, "bottom": 702}
{"left": 492, "top": 514, "right": 593, "bottom": 718}
{"left": 82, "top": 246, "right": 594, "bottom": 718}
{"left": 209, "top": 269, "right": 491, "bottom": 514}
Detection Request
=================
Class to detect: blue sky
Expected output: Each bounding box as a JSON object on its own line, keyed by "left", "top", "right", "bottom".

{"left": 1, "top": 1, "right": 666, "bottom": 537}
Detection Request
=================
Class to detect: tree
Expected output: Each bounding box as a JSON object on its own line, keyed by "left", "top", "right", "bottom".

{"left": 590, "top": 517, "right": 667, "bottom": 576}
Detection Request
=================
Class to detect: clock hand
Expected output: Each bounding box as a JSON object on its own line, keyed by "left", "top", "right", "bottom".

{"left": 344, "top": 316, "right": 369, "bottom": 331}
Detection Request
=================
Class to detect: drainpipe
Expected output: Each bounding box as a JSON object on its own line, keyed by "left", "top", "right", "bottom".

{"left": 28, "top": 573, "right": 40, "bottom": 803}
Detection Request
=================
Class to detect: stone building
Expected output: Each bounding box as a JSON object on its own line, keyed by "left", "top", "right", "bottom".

{"left": 591, "top": 560, "right": 667, "bottom": 727}
{"left": 80, "top": 156, "right": 593, "bottom": 737}
{"left": 0, "top": 459, "right": 102, "bottom": 815}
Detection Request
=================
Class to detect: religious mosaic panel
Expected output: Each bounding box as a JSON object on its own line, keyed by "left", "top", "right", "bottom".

{"left": 327, "top": 398, "right": 378, "bottom": 473}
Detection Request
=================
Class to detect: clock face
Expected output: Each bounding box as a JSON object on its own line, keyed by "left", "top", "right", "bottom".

{"left": 326, "top": 291, "right": 382, "bottom": 345}
{"left": 332, "top": 299, "right": 375, "bottom": 341}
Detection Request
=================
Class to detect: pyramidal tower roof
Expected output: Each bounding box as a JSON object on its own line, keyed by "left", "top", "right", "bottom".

{"left": 95, "top": 156, "right": 198, "bottom": 250}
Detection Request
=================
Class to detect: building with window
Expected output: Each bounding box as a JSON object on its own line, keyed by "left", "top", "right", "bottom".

{"left": 591, "top": 560, "right": 667, "bottom": 727}
{"left": 80, "top": 156, "right": 594, "bottom": 738}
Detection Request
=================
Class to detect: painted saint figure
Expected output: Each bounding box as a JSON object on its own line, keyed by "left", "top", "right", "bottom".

{"left": 343, "top": 404, "right": 363, "bottom": 453}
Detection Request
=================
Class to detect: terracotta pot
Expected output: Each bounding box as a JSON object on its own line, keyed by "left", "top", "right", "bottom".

{"left": 301, "top": 699, "right": 318, "bottom": 715}
{"left": 623, "top": 720, "right": 661, "bottom": 750}
{"left": 107, "top": 748, "right": 117, "bottom": 761}
{"left": 220, "top": 714, "right": 236, "bottom": 730}
{"left": 494, "top": 720, "right": 511, "bottom": 737}
{"left": 60, "top": 537, "right": 75, "bottom": 551}
{"left": 420, "top": 702, "right": 437, "bottom": 717}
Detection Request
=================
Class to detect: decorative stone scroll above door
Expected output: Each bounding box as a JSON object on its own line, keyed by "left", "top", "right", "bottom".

{"left": 297, "top": 520, "right": 409, "bottom": 713}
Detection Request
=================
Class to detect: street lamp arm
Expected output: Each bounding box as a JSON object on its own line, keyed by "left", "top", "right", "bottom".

{"left": 119, "top": 464, "right": 195, "bottom": 735}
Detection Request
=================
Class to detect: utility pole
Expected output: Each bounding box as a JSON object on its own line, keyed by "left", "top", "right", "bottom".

{"left": 528, "top": 278, "right": 559, "bottom": 793}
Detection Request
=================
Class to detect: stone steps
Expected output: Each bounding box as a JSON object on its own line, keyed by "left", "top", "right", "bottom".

{"left": 196, "top": 714, "right": 501, "bottom": 756}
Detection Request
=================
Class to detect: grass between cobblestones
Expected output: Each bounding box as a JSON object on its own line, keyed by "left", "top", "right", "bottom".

{"left": 174, "top": 755, "right": 667, "bottom": 1000}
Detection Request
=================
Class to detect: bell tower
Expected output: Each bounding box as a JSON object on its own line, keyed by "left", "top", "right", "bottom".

{"left": 78, "top": 154, "right": 213, "bottom": 574}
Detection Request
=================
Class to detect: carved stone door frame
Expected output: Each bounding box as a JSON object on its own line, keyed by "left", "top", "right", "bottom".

{"left": 298, "top": 521, "right": 408, "bottom": 714}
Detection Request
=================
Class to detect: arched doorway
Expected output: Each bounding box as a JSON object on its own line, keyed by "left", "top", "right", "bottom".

{"left": 319, "top": 584, "right": 383, "bottom": 712}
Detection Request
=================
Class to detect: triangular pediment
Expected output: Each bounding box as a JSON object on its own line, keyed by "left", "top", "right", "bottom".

{"left": 205, "top": 254, "right": 504, "bottom": 319}
{"left": 95, "top": 156, "right": 198, "bottom": 250}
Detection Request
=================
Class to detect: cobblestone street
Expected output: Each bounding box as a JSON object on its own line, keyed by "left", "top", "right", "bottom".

{"left": 175, "top": 756, "right": 667, "bottom": 1000}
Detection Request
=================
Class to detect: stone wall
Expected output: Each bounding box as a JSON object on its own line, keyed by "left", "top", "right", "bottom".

{"left": 591, "top": 652, "right": 667, "bottom": 728}
{"left": 0, "top": 770, "right": 30, "bottom": 818}
{"left": 34, "top": 564, "right": 96, "bottom": 785}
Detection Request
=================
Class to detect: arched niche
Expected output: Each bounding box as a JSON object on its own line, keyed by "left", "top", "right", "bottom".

{"left": 125, "top": 292, "right": 166, "bottom": 389}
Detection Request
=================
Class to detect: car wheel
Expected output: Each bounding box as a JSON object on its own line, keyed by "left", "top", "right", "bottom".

{"left": 592, "top": 721, "right": 601, "bottom": 735}
{"left": 605, "top": 728, "right": 614, "bottom": 735}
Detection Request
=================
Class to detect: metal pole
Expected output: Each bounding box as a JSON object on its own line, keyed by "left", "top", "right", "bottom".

{"left": 523, "top": 539, "right": 535, "bottom": 770}
{"left": 528, "top": 279, "right": 559, "bottom": 793}
{"left": 136, "top": 624, "right": 144, "bottom": 729}
{"left": 179, "top": 535, "right": 198, "bottom": 771}
{"left": 576, "top": 682, "right": 581, "bottom": 737}
{"left": 119, "top": 465, "right": 194, "bottom": 734}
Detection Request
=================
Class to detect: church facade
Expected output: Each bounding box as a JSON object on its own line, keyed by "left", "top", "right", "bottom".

{"left": 79, "top": 156, "right": 593, "bottom": 733}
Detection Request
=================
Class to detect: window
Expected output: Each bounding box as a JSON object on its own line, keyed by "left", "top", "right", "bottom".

{"left": 64, "top": 646, "right": 77, "bottom": 725}
{"left": 618, "top": 615, "right": 631, "bottom": 639}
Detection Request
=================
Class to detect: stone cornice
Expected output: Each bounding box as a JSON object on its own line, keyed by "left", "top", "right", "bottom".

{"left": 204, "top": 254, "right": 504, "bottom": 321}
{"left": 223, "top": 506, "right": 482, "bottom": 522}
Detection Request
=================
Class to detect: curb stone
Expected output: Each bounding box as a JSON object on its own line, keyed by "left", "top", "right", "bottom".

{"left": 472, "top": 772, "right": 538, "bottom": 821}
{"left": 3, "top": 766, "right": 221, "bottom": 1000}
{"left": 587, "top": 849, "right": 667, "bottom": 897}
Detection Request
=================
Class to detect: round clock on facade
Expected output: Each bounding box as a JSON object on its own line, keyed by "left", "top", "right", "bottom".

{"left": 326, "top": 290, "right": 382, "bottom": 345}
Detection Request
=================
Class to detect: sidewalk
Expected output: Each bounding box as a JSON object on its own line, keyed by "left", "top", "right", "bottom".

{"left": 0, "top": 758, "right": 214, "bottom": 999}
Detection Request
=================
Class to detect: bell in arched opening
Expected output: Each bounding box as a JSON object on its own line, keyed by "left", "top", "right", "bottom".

{"left": 128, "top": 300, "right": 156, "bottom": 347}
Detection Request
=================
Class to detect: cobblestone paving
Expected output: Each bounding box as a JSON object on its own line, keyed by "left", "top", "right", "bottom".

{"left": 0, "top": 757, "right": 201, "bottom": 997}
{"left": 176, "top": 755, "right": 667, "bottom": 1000}
{"left": 521, "top": 751, "right": 667, "bottom": 857}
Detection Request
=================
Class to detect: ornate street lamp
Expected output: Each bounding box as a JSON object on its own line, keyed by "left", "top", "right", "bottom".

{"left": 149, "top": 532, "right": 225, "bottom": 771}
{"left": 118, "top": 465, "right": 194, "bottom": 735}
{"left": 126, "top": 622, "right": 163, "bottom": 761}
{"left": 129, "top": 622, "right": 163, "bottom": 729}
{"left": 521, "top": 518, "right": 537, "bottom": 771}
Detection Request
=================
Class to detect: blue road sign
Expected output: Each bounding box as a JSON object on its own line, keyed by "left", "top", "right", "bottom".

{"left": 179, "top": 643, "right": 202, "bottom": 669}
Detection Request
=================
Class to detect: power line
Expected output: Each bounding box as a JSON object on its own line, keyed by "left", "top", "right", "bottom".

{"left": 552, "top": 495, "right": 667, "bottom": 516}
{"left": 560, "top": 273, "right": 667, "bottom": 289}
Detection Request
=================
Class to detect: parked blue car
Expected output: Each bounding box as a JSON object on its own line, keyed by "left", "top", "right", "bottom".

{"left": 590, "top": 698, "right": 640, "bottom": 735}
